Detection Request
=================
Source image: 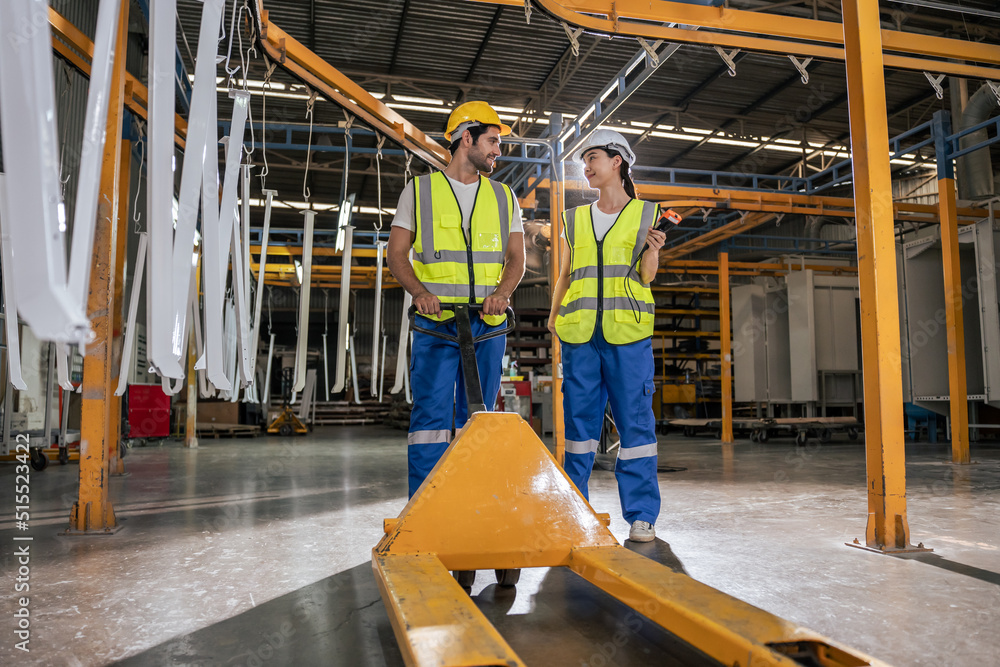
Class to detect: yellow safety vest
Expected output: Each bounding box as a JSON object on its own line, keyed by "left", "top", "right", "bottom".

{"left": 555, "top": 199, "right": 659, "bottom": 345}
{"left": 412, "top": 172, "right": 514, "bottom": 326}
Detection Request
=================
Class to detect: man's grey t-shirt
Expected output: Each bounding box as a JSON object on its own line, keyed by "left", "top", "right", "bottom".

{"left": 391, "top": 174, "right": 525, "bottom": 235}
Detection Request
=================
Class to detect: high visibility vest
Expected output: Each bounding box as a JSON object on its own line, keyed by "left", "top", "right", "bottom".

{"left": 412, "top": 172, "right": 514, "bottom": 326}
{"left": 555, "top": 199, "right": 659, "bottom": 345}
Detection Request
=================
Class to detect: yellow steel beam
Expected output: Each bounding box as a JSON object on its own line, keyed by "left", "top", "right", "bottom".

{"left": 254, "top": 2, "right": 449, "bottom": 170}
{"left": 108, "top": 138, "right": 131, "bottom": 477}
{"left": 719, "top": 252, "right": 733, "bottom": 443}
{"left": 477, "top": 0, "right": 1000, "bottom": 79}
{"left": 48, "top": 7, "right": 188, "bottom": 147}
{"left": 842, "top": 0, "right": 917, "bottom": 553}
{"left": 938, "top": 177, "right": 970, "bottom": 464}
{"left": 71, "top": 0, "right": 129, "bottom": 533}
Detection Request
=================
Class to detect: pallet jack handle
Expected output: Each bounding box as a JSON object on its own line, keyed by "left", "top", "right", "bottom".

{"left": 408, "top": 303, "right": 515, "bottom": 414}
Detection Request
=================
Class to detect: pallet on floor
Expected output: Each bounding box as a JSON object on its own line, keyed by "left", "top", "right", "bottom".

{"left": 195, "top": 423, "right": 260, "bottom": 439}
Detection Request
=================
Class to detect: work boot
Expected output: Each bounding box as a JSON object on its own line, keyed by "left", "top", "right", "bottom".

{"left": 629, "top": 520, "right": 655, "bottom": 543}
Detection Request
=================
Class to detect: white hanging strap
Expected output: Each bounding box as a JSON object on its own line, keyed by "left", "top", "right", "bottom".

{"left": 201, "top": 90, "right": 231, "bottom": 392}
{"left": 390, "top": 250, "right": 414, "bottom": 396}
{"left": 322, "top": 289, "right": 330, "bottom": 400}
{"left": 292, "top": 210, "right": 317, "bottom": 393}
{"left": 349, "top": 329, "right": 361, "bottom": 406}
{"left": 0, "top": 173, "right": 27, "bottom": 390}
{"left": 115, "top": 232, "right": 148, "bottom": 396}
{"left": 0, "top": 4, "right": 88, "bottom": 344}
{"left": 67, "top": 0, "right": 124, "bottom": 317}
{"left": 167, "top": 0, "right": 229, "bottom": 377}
{"left": 249, "top": 188, "right": 275, "bottom": 382}
{"left": 297, "top": 369, "right": 317, "bottom": 421}
{"left": 788, "top": 55, "right": 813, "bottom": 85}
{"left": 302, "top": 91, "right": 318, "bottom": 203}
{"left": 55, "top": 344, "right": 74, "bottom": 391}
{"left": 225, "top": 298, "right": 239, "bottom": 401}
{"left": 370, "top": 242, "right": 386, "bottom": 397}
{"left": 230, "top": 175, "right": 253, "bottom": 387}
{"left": 332, "top": 225, "right": 355, "bottom": 394}
{"left": 262, "top": 332, "right": 275, "bottom": 407}
{"left": 224, "top": 0, "right": 242, "bottom": 82}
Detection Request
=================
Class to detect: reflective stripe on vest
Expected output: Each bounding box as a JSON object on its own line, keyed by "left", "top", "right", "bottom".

{"left": 412, "top": 172, "right": 513, "bottom": 326}
{"left": 555, "top": 199, "right": 658, "bottom": 345}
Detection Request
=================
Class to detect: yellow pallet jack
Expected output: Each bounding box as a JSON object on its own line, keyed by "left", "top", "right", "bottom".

{"left": 266, "top": 405, "right": 308, "bottom": 436}
{"left": 373, "top": 304, "right": 892, "bottom": 667}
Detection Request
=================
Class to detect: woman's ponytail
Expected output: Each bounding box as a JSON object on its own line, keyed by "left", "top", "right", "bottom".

{"left": 620, "top": 162, "right": 637, "bottom": 199}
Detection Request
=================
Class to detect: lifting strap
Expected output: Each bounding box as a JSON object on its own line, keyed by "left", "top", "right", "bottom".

{"left": 292, "top": 209, "right": 317, "bottom": 394}
{"left": 332, "top": 224, "right": 355, "bottom": 394}
{"left": 0, "top": 174, "right": 27, "bottom": 390}
{"left": 0, "top": 7, "right": 87, "bottom": 343}
{"left": 115, "top": 232, "right": 148, "bottom": 396}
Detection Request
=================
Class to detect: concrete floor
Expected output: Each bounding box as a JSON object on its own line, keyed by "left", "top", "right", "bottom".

{"left": 1, "top": 425, "right": 998, "bottom": 666}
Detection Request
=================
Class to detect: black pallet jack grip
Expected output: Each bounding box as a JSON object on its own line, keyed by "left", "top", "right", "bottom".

{"left": 408, "top": 302, "right": 515, "bottom": 414}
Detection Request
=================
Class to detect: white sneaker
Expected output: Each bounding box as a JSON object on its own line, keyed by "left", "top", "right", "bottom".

{"left": 629, "top": 520, "right": 655, "bottom": 543}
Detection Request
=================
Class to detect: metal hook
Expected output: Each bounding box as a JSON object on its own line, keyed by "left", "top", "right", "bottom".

{"left": 714, "top": 46, "right": 741, "bottom": 77}
{"left": 561, "top": 22, "right": 584, "bottom": 57}
{"left": 924, "top": 72, "right": 946, "bottom": 100}
{"left": 636, "top": 37, "right": 663, "bottom": 65}
{"left": 788, "top": 56, "right": 812, "bottom": 85}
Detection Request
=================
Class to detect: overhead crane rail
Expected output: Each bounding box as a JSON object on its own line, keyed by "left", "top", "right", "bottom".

{"left": 474, "top": 0, "right": 1000, "bottom": 80}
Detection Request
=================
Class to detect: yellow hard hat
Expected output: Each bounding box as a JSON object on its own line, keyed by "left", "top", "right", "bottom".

{"left": 445, "top": 101, "right": 512, "bottom": 141}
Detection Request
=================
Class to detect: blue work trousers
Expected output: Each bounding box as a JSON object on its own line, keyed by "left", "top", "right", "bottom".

{"left": 561, "top": 327, "right": 660, "bottom": 524}
{"left": 407, "top": 314, "right": 506, "bottom": 497}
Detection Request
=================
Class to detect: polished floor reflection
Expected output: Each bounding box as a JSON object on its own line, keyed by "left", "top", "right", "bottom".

{"left": 0, "top": 426, "right": 998, "bottom": 666}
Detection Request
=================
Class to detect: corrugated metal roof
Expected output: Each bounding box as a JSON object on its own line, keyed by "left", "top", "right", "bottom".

{"left": 165, "top": 0, "right": 999, "bottom": 233}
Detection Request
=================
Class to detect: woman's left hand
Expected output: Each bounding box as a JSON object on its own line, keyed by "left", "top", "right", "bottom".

{"left": 645, "top": 228, "right": 667, "bottom": 253}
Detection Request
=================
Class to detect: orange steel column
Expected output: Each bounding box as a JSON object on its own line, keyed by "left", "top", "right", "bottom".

{"left": 109, "top": 138, "right": 131, "bottom": 476}
{"left": 936, "top": 144, "right": 970, "bottom": 463}
{"left": 719, "top": 253, "right": 733, "bottom": 443}
{"left": 550, "top": 171, "right": 566, "bottom": 466}
{"left": 842, "top": 0, "right": 914, "bottom": 552}
{"left": 70, "top": 0, "right": 128, "bottom": 532}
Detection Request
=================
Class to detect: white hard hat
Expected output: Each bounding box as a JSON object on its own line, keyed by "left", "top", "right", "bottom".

{"left": 571, "top": 128, "right": 637, "bottom": 166}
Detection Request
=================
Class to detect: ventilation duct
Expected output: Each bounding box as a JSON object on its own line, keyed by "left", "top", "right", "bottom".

{"left": 957, "top": 83, "right": 999, "bottom": 201}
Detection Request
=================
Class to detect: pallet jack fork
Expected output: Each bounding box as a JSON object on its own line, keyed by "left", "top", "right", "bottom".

{"left": 374, "top": 304, "right": 892, "bottom": 667}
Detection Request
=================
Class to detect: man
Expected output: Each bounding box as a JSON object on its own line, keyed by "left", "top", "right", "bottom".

{"left": 387, "top": 101, "right": 525, "bottom": 497}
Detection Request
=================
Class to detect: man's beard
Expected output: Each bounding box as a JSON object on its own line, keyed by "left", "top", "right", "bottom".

{"left": 470, "top": 148, "right": 495, "bottom": 173}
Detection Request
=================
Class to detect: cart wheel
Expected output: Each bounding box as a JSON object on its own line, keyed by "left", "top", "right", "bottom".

{"left": 278, "top": 424, "right": 293, "bottom": 436}
{"left": 847, "top": 427, "right": 859, "bottom": 441}
{"left": 58, "top": 447, "right": 69, "bottom": 465}
{"left": 30, "top": 449, "right": 49, "bottom": 471}
{"left": 819, "top": 428, "right": 832, "bottom": 443}
{"left": 683, "top": 426, "right": 695, "bottom": 438}
{"left": 712, "top": 428, "right": 722, "bottom": 439}
{"left": 758, "top": 429, "right": 769, "bottom": 443}
{"left": 119, "top": 441, "right": 127, "bottom": 460}
{"left": 453, "top": 570, "right": 476, "bottom": 591}
{"left": 795, "top": 431, "right": 808, "bottom": 446}
{"left": 750, "top": 430, "right": 759, "bottom": 443}
{"left": 495, "top": 569, "right": 521, "bottom": 587}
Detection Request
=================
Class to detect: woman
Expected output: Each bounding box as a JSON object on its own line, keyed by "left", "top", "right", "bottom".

{"left": 547, "top": 129, "right": 666, "bottom": 543}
